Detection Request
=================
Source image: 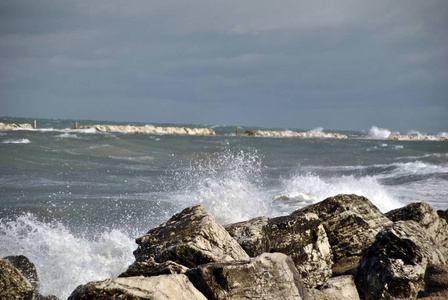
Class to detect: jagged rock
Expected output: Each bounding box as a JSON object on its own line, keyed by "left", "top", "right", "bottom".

{"left": 419, "top": 264, "right": 448, "bottom": 299}
{"left": 186, "top": 252, "right": 309, "bottom": 300}
{"left": 317, "top": 275, "right": 360, "bottom": 300}
{"left": 68, "top": 274, "right": 207, "bottom": 300}
{"left": 437, "top": 209, "right": 448, "bottom": 223}
{"left": 0, "top": 259, "right": 34, "bottom": 300}
{"left": 224, "top": 216, "right": 271, "bottom": 257}
{"left": 131, "top": 205, "right": 249, "bottom": 270}
{"left": 386, "top": 202, "right": 448, "bottom": 247}
{"left": 268, "top": 212, "right": 332, "bottom": 288}
{"left": 119, "top": 258, "right": 188, "bottom": 277}
{"left": 355, "top": 221, "right": 448, "bottom": 300}
{"left": 296, "top": 194, "right": 393, "bottom": 274}
{"left": 4, "top": 255, "right": 39, "bottom": 292}
{"left": 0, "top": 122, "right": 33, "bottom": 130}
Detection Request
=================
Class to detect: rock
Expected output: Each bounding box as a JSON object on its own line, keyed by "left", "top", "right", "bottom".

{"left": 224, "top": 216, "right": 271, "bottom": 257}
{"left": 296, "top": 194, "right": 393, "bottom": 274}
{"left": 4, "top": 255, "right": 39, "bottom": 292}
{"left": 331, "top": 256, "right": 360, "bottom": 277}
{"left": 317, "top": 275, "right": 360, "bottom": 300}
{"left": 131, "top": 205, "right": 249, "bottom": 271}
{"left": 0, "top": 259, "right": 34, "bottom": 300}
{"left": 268, "top": 212, "right": 332, "bottom": 288}
{"left": 119, "top": 258, "right": 188, "bottom": 277}
{"left": 0, "top": 122, "right": 33, "bottom": 130}
{"left": 419, "top": 264, "right": 448, "bottom": 299}
{"left": 355, "top": 221, "right": 448, "bottom": 300}
{"left": 437, "top": 209, "right": 448, "bottom": 223}
{"left": 78, "top": 124, "right": 216, "bottom": 135}
{"left": 389, "top": 134, "right": 447, "bottom": 141}
{"left": 386, "top": 202, "right": 448, "bottom": 247}
{"left": 186, "top": 252, "right": 309, "bottom": 300}
{"left": 243, "top": 130, "right": 348, "bottom": 139}
{"left": 68, "top": 274, "right": 207, "bottom": 300}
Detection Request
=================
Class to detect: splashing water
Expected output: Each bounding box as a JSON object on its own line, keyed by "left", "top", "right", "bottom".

{"left": 169, "top": 149, "right": 270, "bottom": 224}
{"left": 367, "top": 126, "right": 391, "bottom": 139}
{"left": 0, "top": 214, "right": 135, "bottom": 299}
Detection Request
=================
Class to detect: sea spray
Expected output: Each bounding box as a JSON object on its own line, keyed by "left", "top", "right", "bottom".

{"left": 0, "top": 214, "right": 135, "bottom": 299}
{"left": 167, "top": 149, "right": 270, "bottom": 224}
{"left": 367, "top": 126, "right": 392, "bottom": 139}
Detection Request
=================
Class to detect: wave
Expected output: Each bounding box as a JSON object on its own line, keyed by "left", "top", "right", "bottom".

{"left": 2, "top": 138, "right": 31, "bottom": 144}
{"left": 308, "top": 127, "right": 325, "bottom": 134}
{"left": 437, "top": 132, "right": 448, "bottom": 138}
{"left": 276, "top": 173, "right": 402, "bottom": 213}
{"left": 0, "top": 214, "right": 134, "bottom": 299}
{"left": 366, "top": 126, "right": 392, "bottom": 139}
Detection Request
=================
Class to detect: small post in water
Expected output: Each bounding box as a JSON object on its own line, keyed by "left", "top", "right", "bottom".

{"left": 236, "top": 126, "right": 239, "bottom": 136}
{"left": 74, "top": 122, "right": 78, "bottom": 129}
{"left": 33, "top": 119, "right": 37, "bottom": 129}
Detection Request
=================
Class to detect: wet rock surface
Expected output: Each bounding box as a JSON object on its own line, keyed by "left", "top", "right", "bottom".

{"left": 0, "top": 259, "right": 34, "bottom": 300}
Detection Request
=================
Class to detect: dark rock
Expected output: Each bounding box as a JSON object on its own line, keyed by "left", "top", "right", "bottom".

{"left": 268, "top": 212, "right": 332, "bottom": 288}
{"left": 0, "top": 259, "right": 34, "bottom": 300}
{"left": 119, "top": 258, "right": 188, "bottom": 277}
{"left": 186, "top": 252, "right": 309, "bottom": 300}
{"left": 419, "top": 264, "right": 448, "bottom": 299}
{"left": 386, "top": 202, "right": 448, "bottom": 247}
{"left": 68, "top": 274, "right": 207, "bottom": 300}
{"left": 437, "top": 209, "right": 448, "bottom": 223}
{"left": 224, "top": 216, "right": 270, "bottom": 257}
{"left": 331, "top": 256, "right": 360, "bottom": 277}
{"left": 4, "top": 255, "right": 39, "bottom": 292}
{"left": 130, "top": 205, "right": 249, "bottom": 271}
{"left": 355, "top": 221, "right": 448, "bottom": 300}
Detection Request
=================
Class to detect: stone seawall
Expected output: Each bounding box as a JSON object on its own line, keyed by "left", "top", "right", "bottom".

{"left": 78, "top": 124, "right": 216, "bottom": 135}
{"left": 244, "top": 130, "right": 348, "bottom": 139}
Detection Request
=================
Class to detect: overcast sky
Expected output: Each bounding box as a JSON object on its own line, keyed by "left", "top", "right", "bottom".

{"left": 0, "top": 1, "right": 447, "bottom": 133}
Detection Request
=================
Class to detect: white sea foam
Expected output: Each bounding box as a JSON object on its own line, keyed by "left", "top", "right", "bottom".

{"left": 0, "top": 214, "right": 135, "bottom": 299}
{"left": 366, "top": 126, "right": 391, "bottom": 139}
{"left": 172, "top": 149, "right": 270, "bottom": 224}
{"left": 2, "top": 138, "right": 31, "bottom": 144}
{"left": 437, "top": 132, "right": 448, "bottom": 138}
{"left": 308, "top": 127, "right": 325, "bottom": 134}
{"left": 277, "top": 173, "right": 402, "bottom": 213}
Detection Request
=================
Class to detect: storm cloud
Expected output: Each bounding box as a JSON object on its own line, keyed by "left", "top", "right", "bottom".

{"left": 1, "top": 0, "right": 447, "bottom": 132}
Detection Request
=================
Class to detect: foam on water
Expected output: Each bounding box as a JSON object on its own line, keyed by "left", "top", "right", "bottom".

{"left": 170, "top": 149, "right": 270, "bottom": 224}
{"left": 0, "top": 214, "right": 135, "bottom": 299}
{"left": 437, "top": 132, "right": 448, "bottom": 138}
{"left": 277, "top": 173, "right": 402, "bottom": 213}
{"left": 366, "top": 126, "right": 391, "bottom": 139}
{"left": 2, "top": 138, "right": 31, "bottom": 144}
{"left": 308, "top": 127, "right": 325, "bottom": 134}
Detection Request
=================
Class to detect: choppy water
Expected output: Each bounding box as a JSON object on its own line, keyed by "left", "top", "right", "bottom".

{"left": 1, "top": 117, "right": 447, "bottom": 299}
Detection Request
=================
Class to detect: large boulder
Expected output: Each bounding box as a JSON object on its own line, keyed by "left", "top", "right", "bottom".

{"left": 224, "top": 216, "right": 271, "bottom": 257}
{"left": 315, "top": 275, "right": 360, "bottom": 300}
{"left": 0, "top": 259, "right": 34, "bottom": 300}
{"left": 68, "top": 274, "right": 207, "bottom": 300}
{"left": 296, "top": 194, "right": 393, "bottom": 275}
{"left": 130, "top": 205, "right": 249, "bottom": 271}
{"left": 420, "top": 264, "right": 448, "bottom": 299}
{"left": 268, "top": 212, "right": 332, "bottom": 288}
{"left": 355, "top": 221, "right": 448, "bottom": 300}
{"left": 386, "top": 202, "right": 448, "bottom": 247}
{"left": 4, "top": 255, "right": 39, "bottom": 292}
{"left": 120, "top": 258, "right": 188, "bottom": 277}
{"left": 186, "top": 252, "right": 309, "bottom": 300}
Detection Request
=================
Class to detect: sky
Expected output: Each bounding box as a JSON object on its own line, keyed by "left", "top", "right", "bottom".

{"left": 0, "top": 0, "right": 447, "bottom": 133}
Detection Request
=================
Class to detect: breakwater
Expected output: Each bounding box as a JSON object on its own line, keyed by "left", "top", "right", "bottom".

{"left": 244, "top": 130, "right": 348, "bottom": 139}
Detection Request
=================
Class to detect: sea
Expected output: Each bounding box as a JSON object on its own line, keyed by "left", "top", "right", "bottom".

{"left": 1, "top": 116, "right": 447, "bottom": 299}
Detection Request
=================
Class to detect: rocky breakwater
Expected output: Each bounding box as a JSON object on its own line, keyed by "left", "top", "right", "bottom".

{"left": 244, "top": 130, "right": 348, "bottom": 139}
{"left": 65, "top": 195, "right": 448, "bottom": 299}
{"left": 389, "top": 134, "right": 448, "bottom": 141}
{"left": 0, "top": 122, "right": 33, "bottom": 130}
{"left": 78, "top": 124, "right": 216, "bottom": 135}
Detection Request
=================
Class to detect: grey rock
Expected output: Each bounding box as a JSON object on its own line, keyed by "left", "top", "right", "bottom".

{"left": 187, "top": 252, "right": 309, "bottom": 300}
{"left": 132, "top": 205, "right": 249, "bottom": 269}
{"left": 386, "top": 202, "right": 448, "bottom": 247}
{"left": 0, "top": 259, "right": 34, "bottom": 300}
{"left": 268, "top": 212, "right": 332, "bottom": 288}
{"left": 317, "top": 275, "right": 360, "bottom": 300}
{"left": 120, "top": 258, "right": 188, "bottom": 277}
{"left": 355, "top": 221, "right": 448, "bottom": 300}
{"left": 68, "top": 274, "right": 207, "bottom": 300}
{"left": 225, "top": 216, "right": 271, "bottom": 257}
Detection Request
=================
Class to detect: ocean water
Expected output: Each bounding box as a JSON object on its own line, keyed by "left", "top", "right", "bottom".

{"left": 1, "top": 117, "right": 447, "bottom": 299}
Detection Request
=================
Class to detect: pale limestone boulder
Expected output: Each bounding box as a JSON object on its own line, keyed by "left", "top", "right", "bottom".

{"left": 68, "top": 274, "right": 207, "bottom": 300}
{"left": 355, "top": 221, "right": 448, "bottom": 300}
{"left": 0, "top": 259, "right": 34, "bottom": 300}
{"left": 186, "top": 252, "right": 309, "bottom": 300}
{"left": 317, "top": 275, "right": 359, "bottom": 300}
{"left": 386, "top": 202, "right": 448, "bottom": 247}
{"left": 131, "top": 205, "right": 249, "bottom": 270}
{"left": 4, "top": 255, "right": 39, "bottom": 292}
{"left": 268, "top": 212, "right": 332, "bottom": 288}
{"left": 0, "top": 122, "right": 33, "bottom": 130}
{"left": 297, "top": 194, "right": 393, "bottom": 275}
{"left": 224, "top": 216, "right": 271, "bottom": 257}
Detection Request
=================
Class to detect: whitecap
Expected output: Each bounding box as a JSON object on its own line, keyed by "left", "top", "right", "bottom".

{"left": 2, "top": 139, "right": 31, "bottom": 144}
